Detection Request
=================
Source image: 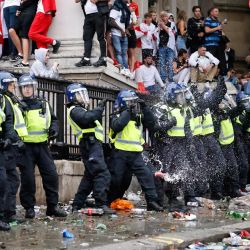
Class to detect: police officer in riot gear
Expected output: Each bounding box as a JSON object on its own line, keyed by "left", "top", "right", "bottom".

{"left": 213, "top": 92, "right": 243, "bottom": 198}
{"left": 17, "top": 74, "right": 67, "bottom": 218}
{"left": 154, "top": 83, "right": 201, "bottom": 207}
{"left": 66, "top": 83, "right": 115, "bottom": 214}
{"left": 0, "top": 72, "right": 27, "bottom": 224}
{"left": 233, "top": 92, "right": 250, "bottom": 193}
{"left": 190, "top": 77, "right": 227, "bottom": 200}
{"left": 108, "top": 90, "right": 163, "bottom": 211}
{"left": 0, "top": 72, "right": 25, "bottom": 230}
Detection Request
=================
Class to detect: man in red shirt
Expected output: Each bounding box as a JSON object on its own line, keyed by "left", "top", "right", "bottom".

{"left": 29, "top": 0, "right": 61, "bottom": 53}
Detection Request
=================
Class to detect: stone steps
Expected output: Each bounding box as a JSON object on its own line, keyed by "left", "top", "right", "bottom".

{"left": 0, "top": 39, "right": 136, "bottom": 89}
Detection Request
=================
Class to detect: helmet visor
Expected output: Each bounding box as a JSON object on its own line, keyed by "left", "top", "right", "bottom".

{"left": 19, "top": 83, "right": 38, "bottom": 99}
{"left": 241, "top": 97, "right": 250, "bottom": 111}
{"left": 75, "top": 89, "right": 90, "bottom": 106}
{"left": 123, "top": 96, "right": 138, "bottom": 107}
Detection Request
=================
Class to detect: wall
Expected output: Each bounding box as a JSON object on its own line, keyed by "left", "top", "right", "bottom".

{"left": 219, "top": 10, "right": 250, "bottom": 58}
{"left": 48, "top": 0, "right": 84, "bottom": 40}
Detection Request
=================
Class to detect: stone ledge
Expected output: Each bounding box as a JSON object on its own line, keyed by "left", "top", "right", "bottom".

{"left": 89, "top": 221, "right": 250, "bottom": 250}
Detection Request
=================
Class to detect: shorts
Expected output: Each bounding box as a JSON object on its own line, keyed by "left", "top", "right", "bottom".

{"left": 14, "top": 12, "right": 36, "bottom": 39}
{"left": 127, "top": 29, "right": 137, "bottom": 49}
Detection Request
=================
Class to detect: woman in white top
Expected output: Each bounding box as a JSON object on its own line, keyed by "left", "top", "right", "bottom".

{"left": 3, "top": 0, "right": 21, "bottom": 61}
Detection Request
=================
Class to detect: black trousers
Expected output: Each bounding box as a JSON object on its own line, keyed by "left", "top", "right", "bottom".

{"left": 18, "top": 143, "right": 59, "bottom": 209}
{"left": 160, "top": 138, "right": 196, "bottom": 201}
{"left": 234, "top": 134, "right": 249, "bottom": 189}
{"left": 192, "top": 136, "right": 209, "bottom": 196}
{"left": 221, "top": 143, "right": 240, "bottom": 195}
{"left": 83, "top": 13, "right": 106, "bottom": 58}
{"left": 206, "top": 45, "right": 227, "bottom": 76}
{"left": 73, "top": 139, "right": 110, "bottom": 208}
{"left": 108, "top": 149, "right": 158, "bottom": 204}
{"left": 3, "top": 146, "right": 20, "bottom": 216}
{"left": 201, "top": 134, "right": 226, "bottom": 195}
{"left": 0, "top": 150, "right": 7, "bottom": 215}
{"left": 107, "top": 149, "right": 132, "bottom": 204}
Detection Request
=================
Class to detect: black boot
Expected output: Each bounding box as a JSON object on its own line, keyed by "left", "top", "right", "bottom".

{"left": 210, "top": 192, "right": 223, "bottom": 200}
{"left": 93, "top": 57, "right": 107, "bottom": 67}
{"left": 71, "top": 205, "right": 81, "bottom": 213}
{"left": 147, "top": 201, "right": 164, "bottom": 212}
{"left": 25, "top": 208, "right": 35, "bottom": 219}
{"left": 52, "top": 40, "right": 61, "bottom": 53}
{"left": 96, "top": 205, "right": 116, "bottom": 215}
{"left": 169, "top": 198, "right": 189, "bottom": 212}
{"left": 75, "top": 58, "right": 91, "bottom": 67}
{"left": 0, "top": 220, "right": 10, "bottom": 231}
{"left": 46, "top": 205, "right": 67, "bottom": 217}
{"left": 230, "top": 190, "right": 243, "bottom": 198}
{"left": 4, "top": 214, "right": 26, "bottom": 224}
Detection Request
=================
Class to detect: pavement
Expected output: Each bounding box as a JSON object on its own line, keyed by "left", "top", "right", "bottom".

{"left": 0, "top": 201, "right": 249, "bottom": 250}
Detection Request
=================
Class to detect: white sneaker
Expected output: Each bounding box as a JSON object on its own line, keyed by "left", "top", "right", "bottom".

{"left": 129, "top": 71, "right": 135, "bottom": 80}
{"left": 124, "top": 69, "right": 131, "bottom": 77}
{"left": 120, "top": 68, "right": 126, "bottom": 75}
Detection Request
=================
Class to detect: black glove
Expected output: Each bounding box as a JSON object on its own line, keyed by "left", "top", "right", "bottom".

{"left": 49, "top": 130, "right": 59, "bottom": 140}
{"left": 98, "top": 99, "right": 107, "bottom": 108}
{"left": 169, "top": 116, "right": 177, "bottom": 127}
{"left": 16, "top": 140, "right": 26, "bottom": 152}
{"left": 137, "top": 98, "right": 146, "bottom": 108}
{"left": 3, "top": 138, "right": 12, "bottom": 150}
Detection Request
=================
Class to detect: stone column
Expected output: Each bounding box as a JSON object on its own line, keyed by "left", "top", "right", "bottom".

{"left": 199, "top": 0, "right": 214, "bottom": 17}
{"left": 48, "top": 0, "right": 83, "bottom": 40}
{"left": 135, "top": 0, "right": 148, "bottom": 20}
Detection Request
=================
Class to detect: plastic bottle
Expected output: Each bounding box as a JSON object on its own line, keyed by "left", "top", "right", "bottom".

{"left": 81, "top": 208, "right": 104, "bottom": 216}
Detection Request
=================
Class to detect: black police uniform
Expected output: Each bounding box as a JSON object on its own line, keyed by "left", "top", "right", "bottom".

{"left": 107, "top": 103, "right": 162, "bottom": 211}
{"left": 0, "top": 93, "right": 20, "bottom": 230}
{"left": 69, "top": 103, "right": 111, "bottom": 210}
{"left": 2, "top": 94, "right": 24, "bottom": 220}
{"left": 191, "top": 77, "right": 227, "bottom": 198}
{"left": 233, "top": 112, "right": 249, "bottom": 189}
{"left": 17, "top": 98, "right": 65, "bottom": 217}
{"left": 213, "top": 107, "right": 242, "bottom": 197}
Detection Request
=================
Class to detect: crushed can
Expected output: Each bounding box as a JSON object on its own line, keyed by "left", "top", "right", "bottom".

{"left": 187, "top": 201, "right": 199, "bottom": 207}
{"left": 81, "top": 208, "right": 104, "bottom": 216}
{"left": 131, "top": 208, "right": 147, "bottom": 215}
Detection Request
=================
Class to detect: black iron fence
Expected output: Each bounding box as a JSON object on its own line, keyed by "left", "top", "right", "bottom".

{"left": 13, "top": 74, "right": 119, "bottom": 160}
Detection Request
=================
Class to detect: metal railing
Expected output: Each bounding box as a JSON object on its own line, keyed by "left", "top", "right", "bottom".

{"left": 13, "top": 74, "right": 119, "bottom": 160}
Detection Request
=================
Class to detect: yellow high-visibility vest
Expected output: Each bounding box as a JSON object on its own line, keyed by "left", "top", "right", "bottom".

{"left": 5, "top": 95, "right": 28, "bottom": 137}
{"left": 218, "top": 118, "right": 234, "bottom": 145}
{"left": 114, "top": 120, "right": 144, "bottom": 152}
{"left": 67, "top": 106, "right": 104, "bottom": 142}
{"left": 23, "top": 101, "right": 51, "bottom": 143}
{"left": 201, "top": 110, "right": 214, "bottom": 136}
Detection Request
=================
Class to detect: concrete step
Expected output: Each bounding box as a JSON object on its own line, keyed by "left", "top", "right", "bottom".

{"left": 0, "top": 39, "right": 137, "bottom": 90}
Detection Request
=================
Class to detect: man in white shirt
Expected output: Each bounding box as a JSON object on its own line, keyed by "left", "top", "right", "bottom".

{"left": 139, "top": 13, "right": 157, "bottom": 60}
{"left": 75, "top": 0, "right": 109, "bottom": 67}
{"left": 136, "top": 55, "right": 165, "bottom": 93}
{"left": 189, "top": 45, "right": 219, "bottom": 83}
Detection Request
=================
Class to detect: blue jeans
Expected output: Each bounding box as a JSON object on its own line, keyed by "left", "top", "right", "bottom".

{"left": 112, "top": 35, "right": 128, "bottom": 69}
{"left": 176, "top": 35, "right": 187, "bottom": 51}
{"left": 3, "top": 6, "right": 18, "bottom": 55}
{"left": 158, "top": 47, "right": 175, "bottom": 82}
{"left": 146, "top": 84, "right": 161, "bottom": 94}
